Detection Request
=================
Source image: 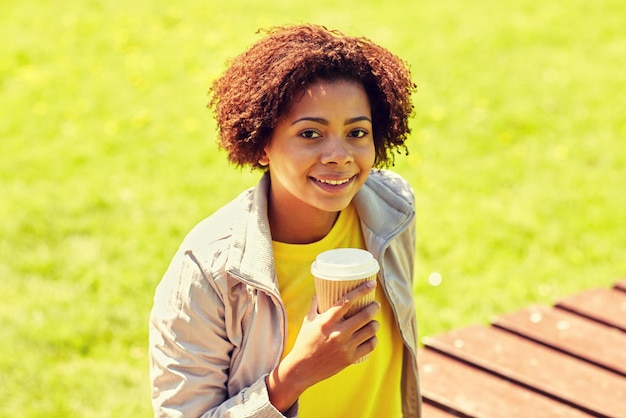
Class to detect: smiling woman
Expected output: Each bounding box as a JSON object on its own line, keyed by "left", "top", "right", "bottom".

{"left": 149, "top": 23, "right": 420, "bottom": 418}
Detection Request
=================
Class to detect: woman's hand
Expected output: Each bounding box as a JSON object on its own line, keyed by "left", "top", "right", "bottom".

{"left": 266, "top": 280, "right": 380, "bottom": 413}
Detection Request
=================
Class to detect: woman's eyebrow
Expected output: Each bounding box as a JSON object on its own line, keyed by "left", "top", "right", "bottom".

{"left": 291, "top": 117, "right": 328, "bottom": 126}
{"left": 291, "top": 116, "right": 372, "bottom": 126}
{"left": 345, "top": 116, "right": 372, "bottom": 125}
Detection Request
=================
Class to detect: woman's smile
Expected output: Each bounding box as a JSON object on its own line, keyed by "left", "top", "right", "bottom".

{"left": 311, "top": 174, "right": 357, "bottom": 191}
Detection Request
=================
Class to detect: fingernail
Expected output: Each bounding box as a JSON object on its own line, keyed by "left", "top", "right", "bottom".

{"left": 366, "top": 280, "right": 376, "bottom": 288}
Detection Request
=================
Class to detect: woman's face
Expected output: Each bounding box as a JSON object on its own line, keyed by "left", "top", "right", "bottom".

{"left": 261, "top": 79, "right": 376, "bottom": 220}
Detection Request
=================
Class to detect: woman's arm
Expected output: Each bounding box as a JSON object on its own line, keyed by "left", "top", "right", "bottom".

{"left": 149, "top": 251, "right": 286, "bottom": 418}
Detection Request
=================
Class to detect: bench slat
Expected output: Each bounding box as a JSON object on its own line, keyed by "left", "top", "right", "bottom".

{"left": 418, "top": 349, "right": 593, "bottom": 418}
{"left": 423, "top": 326, "right": 626, "bottom": 417}
{"left": 493, "top": 305, "right": 626, "bottom": 376}
{"left": 421, "top": 401, "right": 463, "bottom": 418}
{"left": 556, "top": 288, "right": 626, "bottom": 332}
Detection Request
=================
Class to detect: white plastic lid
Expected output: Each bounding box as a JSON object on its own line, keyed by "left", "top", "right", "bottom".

{"left": 311, "top": 248, "right": 380, "bottom": 281}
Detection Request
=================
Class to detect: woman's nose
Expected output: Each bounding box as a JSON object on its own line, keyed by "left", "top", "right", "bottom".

{"left": 320, "top": 136, "right": 353, "bottom": 165}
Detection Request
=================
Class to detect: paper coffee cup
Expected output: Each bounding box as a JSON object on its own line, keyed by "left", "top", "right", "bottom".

{"left": 311, "top": 248, "right": 379, "bottom": 362}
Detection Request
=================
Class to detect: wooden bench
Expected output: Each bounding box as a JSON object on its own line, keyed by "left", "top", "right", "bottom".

{"left": 418, "top": 279, "right": 626, "bottom": 417}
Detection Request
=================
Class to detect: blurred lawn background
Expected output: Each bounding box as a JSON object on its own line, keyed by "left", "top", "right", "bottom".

{"left": 1, "top": 0, "right": 625, "bottom": 415}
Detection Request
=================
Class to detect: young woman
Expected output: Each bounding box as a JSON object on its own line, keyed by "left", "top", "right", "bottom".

{"left": 149, "top": 24, "right": 421, "bottom": 417}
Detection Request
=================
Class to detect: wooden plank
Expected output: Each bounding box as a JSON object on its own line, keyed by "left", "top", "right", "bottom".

{"left": 423, "top": 326, "right": 626, "bottom": 418}
{"left": 418, "top": 349, "right": 593, "bottom": 418}
{"left": 556, "top": 288, "right": 626, "bottom": 332}
{"left": 615, "top": 278, "right": 626, "bottom": 292}
{"left": 493, "top": 305, "right": 626, "bottom": 376}
{"left": 421, "top": 401, "right": 463, "bottom": 418}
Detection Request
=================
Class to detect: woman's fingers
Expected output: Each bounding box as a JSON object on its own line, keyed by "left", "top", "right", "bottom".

{"left": 321, "top": 280, "right": 381, "bottom": 358}
{"left": 349, "top": 306, "right": 380, "bottom": 355}
{"left": 355, "top": 334, "right": 379, "bottom": 359}
{"left": 325, "top": 280, "right": 377, "bottom": 321}
{"left": 305, "top": 295, "right": 319, "bottom": 320}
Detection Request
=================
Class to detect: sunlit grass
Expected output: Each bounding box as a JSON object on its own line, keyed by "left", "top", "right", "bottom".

{"left": 1, "top": 0, "right": 625, "bottom": 415}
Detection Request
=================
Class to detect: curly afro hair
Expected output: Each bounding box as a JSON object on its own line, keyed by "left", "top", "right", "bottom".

{"left": 208, "top": 24, "right": 416, "bottom": 169}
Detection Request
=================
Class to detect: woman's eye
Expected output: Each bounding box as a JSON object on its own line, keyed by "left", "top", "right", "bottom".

{"left": 300, "top": 130, "right": 321, "bottom": 139}
{"left": 349, "top": 129, "right": 368, "bottom": 138}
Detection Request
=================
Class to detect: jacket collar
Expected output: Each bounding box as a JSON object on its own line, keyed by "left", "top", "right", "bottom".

{"left": 227, "top": 170, "right": 413, "bottom": 293}
{"left": 353, "top": 170, "right": 415, "bottom": 260}
{"left": 226, "top": 173, "right": 279, "bottom": 294}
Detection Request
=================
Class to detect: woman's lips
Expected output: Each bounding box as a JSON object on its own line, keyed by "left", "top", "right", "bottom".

{"left": 311, "top": 175, "right": 356, "bottom": 191}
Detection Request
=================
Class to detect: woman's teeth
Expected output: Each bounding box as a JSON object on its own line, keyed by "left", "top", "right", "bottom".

{"left": 317, "top": 178, "right": 350, "bottom": 185}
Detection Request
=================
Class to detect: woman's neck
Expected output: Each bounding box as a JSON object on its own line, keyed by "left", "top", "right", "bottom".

{"left": 267, "top": 198, "right": 339, "bottom": 245}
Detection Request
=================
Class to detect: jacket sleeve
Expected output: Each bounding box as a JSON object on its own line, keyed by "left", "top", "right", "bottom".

{"left": 149, "top": 250, "right": 293, "bottom": 418}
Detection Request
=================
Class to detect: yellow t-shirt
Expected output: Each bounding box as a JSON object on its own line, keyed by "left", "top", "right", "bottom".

{"left": 272, "top": 203, "right": 403, "bottom": 417}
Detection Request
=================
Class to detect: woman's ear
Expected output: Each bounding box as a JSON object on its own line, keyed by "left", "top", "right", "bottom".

{"left": 258, "top": 151, "right": 269, "bottom": 167}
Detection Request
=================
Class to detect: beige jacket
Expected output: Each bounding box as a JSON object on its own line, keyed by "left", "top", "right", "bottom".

{"left": 149, "top": 170, "right": 421, "bottom": 417}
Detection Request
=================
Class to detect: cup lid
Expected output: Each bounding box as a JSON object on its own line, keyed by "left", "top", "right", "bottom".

{"left": 311, "top": 248, "right": 380, "bottom": 281}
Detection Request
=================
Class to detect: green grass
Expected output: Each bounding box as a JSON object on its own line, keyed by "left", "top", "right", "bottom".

{"left": 2, "top": 0, "right": 625, "bottom": 415}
